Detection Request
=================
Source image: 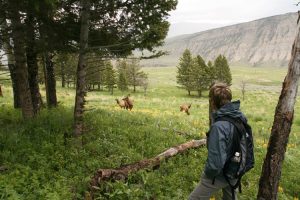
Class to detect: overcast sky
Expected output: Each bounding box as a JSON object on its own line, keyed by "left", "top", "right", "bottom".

{"left": 167, "top": 0, "right": 299, "bottom": 37}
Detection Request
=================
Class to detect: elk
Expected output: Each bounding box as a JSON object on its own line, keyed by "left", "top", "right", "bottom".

{"left": 115, "top": 99, "right": 127, "bottom": 109}
{"left": 122, "top": 96, "right": 133, "bottom": 111}
{"left": 180, "top": 103, "right": 191, "bottom": 115}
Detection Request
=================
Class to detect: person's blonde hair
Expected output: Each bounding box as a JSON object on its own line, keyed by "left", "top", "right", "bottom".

{"left": 209, "top": 83, "right": 232, "bottom": 109}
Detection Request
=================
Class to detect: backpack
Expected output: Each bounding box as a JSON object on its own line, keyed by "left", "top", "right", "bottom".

{"left": 215, "top": 116, "right": 255, "bottom": 200}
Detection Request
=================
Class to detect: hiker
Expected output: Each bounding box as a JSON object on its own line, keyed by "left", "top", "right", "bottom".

{"left": 189, "top": 83, "right": 253, "bottom": 200}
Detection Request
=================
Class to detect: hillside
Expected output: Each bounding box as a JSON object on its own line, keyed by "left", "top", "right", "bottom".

{"left": 142, "top": 12, "right": 298, "bottom": 67}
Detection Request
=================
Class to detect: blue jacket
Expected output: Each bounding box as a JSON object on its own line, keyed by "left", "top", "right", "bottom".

{"left": 204, "top": 100, "right": 247, "bottom": 179}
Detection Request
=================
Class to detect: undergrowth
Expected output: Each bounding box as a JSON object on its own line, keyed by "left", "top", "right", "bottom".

{"left": 0, "top": 66, "right": 299, "bottom": 199}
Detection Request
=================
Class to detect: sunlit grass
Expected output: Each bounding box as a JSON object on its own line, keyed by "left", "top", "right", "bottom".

{"left": 0, "top": 65, "right": 299, "bottom": 199}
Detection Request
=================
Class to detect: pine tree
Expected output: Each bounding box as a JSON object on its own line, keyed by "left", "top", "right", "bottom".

{"left": 214, "top": 55, "right": 232, "bottom": 85}
{"left": 86, "top": 59, "right": 105, "bottom": 91}
{"left": 192, "top": 55, "right": 211, "bottom": 97}
{"left": 207, "top": 60, "right": 216, "bottom": 86}
{"left": 117, "top": 59, "right": 128, "bottom": 92}
{"left": 177, "top": 49, "right": 194, "bottom": 95}
{"left": 127, "top": 59, "right": 147, "bottom": 92}
{"left": 104, "top": 61, "right": 116, "bottom": 95}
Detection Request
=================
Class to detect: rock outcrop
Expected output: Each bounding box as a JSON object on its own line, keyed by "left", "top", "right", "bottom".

{"left": 143, "top": 12, "right": 298, "bottom": 67}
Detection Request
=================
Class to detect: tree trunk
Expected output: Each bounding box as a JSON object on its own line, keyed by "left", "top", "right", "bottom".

{"left": 10, "top": 9, "right": 34, "bottom": 119}
{"left": 0, "top": 17, "right": 21, "bottom": 108}
{"left": 198, "top": 90, "right": 202, "bottom": 97}
{"left": 257, "top": 24, "right": 300, "bottom": 200}
{"left": 0, "top": 85, "right": 2, "bottom": 97}
{"left": 61, "top": 62, "right": 66, "bottom": 88}
{"left": 44, "top": 53, "right": 57, "bottom": 107}
{"left": 74, "top": 0, "right": 90, "bottom": 137}
{"left": 26, "top": 12, "right": 42, "bottom": 114}
{"left": 8, "top": 63, "right": 21, "bottom": 108}
{"left": 89, "top": 139, "right": 206, "bottom": 195}
{"left": 188, "top": 90, "right": 191, "bottom": 96}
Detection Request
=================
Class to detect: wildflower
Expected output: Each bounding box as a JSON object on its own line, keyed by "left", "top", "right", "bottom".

{"left": 278, "top": 186, "right": 283, "bottom": 193}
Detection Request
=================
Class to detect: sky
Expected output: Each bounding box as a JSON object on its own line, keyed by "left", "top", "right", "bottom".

{"left": 167, "top": 0, "right": 299, "bottom": 37}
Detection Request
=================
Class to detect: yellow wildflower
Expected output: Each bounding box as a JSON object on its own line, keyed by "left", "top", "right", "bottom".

{"left": 278, "top": 186, "right": 283, "bottom": 193}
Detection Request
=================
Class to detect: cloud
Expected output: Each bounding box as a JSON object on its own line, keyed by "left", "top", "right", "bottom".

{"left": 168, "top": 0, "right": 298, "bottom": 24}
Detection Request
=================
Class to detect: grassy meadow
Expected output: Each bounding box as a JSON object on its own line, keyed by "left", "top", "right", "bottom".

{"left": 0, "top": 66, "right": 300, "bottom": 199}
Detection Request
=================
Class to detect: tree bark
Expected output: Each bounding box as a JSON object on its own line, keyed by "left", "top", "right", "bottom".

{"left": 209, "top": 98, "right": 214, "bottom": 126}
{"left": 8, "top": 63, "right": 21, "bottom": 108}
{"left": 10, "top": 8, "right": 34, "bottom": 119}
{"left": 198, "top": 90, "right": 202, "bottom": 97}
{"left": 0, "top": 85, "right": 2, "bottom": 97}
{"left": 0, "top": 17, "right": 21, "bottom": 108}
{"left": 61, "top": 62, "right": 66, "bottom": 88}
{"left": 26, "top": 12, "right": 42, "bottom": 114}
{"left": 257, "top": 24, "right": 300, "bottom": 200}
{"left": 44, "top": 52, "right": 57, "bottom": 107}
{"left": 89, "top": 139, "right": 206, "bottom": 194}
{"left": 74, "top": 0, "right": 90, "bottom": 137}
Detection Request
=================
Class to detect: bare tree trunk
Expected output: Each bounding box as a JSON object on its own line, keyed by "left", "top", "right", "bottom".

{"left": 89, "top": 139, "right": 206, "bottom": 196}
{"left": 10, "top": 9, "right": 34, "bottom": 119}
{"left": 0, "top": 17, "right": 21, "bottom": 108}
{"left": 44, "top": 52, "right": 57, "bottom": 107}
{"left": 74, "top": 0, "right": 90, "bottom": 137}
{"left": 61, "top": 62, "right": 66, "bottom": 88}
{"left": 0, "top": 85, "right": 2, "bottom": 97}
{"left": 198, "top": 90, "right": 202, "bottom": 97}
{"left": 209, "top": 99, "right": 214, "bottom": 126}
{"left": 8, "top": 63, "right": 21, "bottom": 108}
{"left": 257, "top": 24, "right": 300, "bottom": 200}
{"left": 26, "top": 12, "right": 42, "bottom": 114}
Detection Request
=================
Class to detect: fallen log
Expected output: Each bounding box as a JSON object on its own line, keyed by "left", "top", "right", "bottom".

{"left": 89, "top": 139, "right": 206, "bottom": 194}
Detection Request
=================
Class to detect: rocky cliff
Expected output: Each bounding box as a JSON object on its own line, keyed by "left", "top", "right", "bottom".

{"left": 143, "top": 12, "right": 298, "bottom": 67}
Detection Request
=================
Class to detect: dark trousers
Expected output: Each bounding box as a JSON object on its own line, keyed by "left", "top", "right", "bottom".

{"left": 188, "top": 173, "right": 237, "bottom": 200}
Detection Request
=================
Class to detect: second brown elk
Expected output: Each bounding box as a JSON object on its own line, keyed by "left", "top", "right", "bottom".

{"left": 180, "top": 103, "right": 191, "bottom": 115}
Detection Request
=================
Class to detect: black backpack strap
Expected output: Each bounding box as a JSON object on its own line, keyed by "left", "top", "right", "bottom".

{"left": 224, "top": 175, "right": 241, "bottom": 200}
{"left": 216, "top": 116, "right": 246, "bottom": 155}
{"left": 215, "top": 116, "right": 246, "bottom": 134}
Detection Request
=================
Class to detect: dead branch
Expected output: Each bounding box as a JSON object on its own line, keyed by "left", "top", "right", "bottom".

{"left": 0, "top": 166, "right": 8, "bottom": 172}
{"left": 161, "top": 127, "right": 191, "bottom": 136}
{"left": 89, "top": 139, "right": 206, "bottom": 194}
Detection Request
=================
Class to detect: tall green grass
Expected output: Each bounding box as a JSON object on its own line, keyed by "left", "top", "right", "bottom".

{"left": 0, "top": 66, "right": 299, "bottom": 199}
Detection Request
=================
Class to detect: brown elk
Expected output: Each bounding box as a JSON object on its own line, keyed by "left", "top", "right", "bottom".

{"left": 115, "top": 95, "right": 134, "bottom": 110}
{"left": 180, "top": 103, "right": 191, "bottom": 115}
{"left": 122, "top": 95, "right": 133, "bottom": 111}
{"left": 115, "top": 99, "right": 127, "bottom": 109}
